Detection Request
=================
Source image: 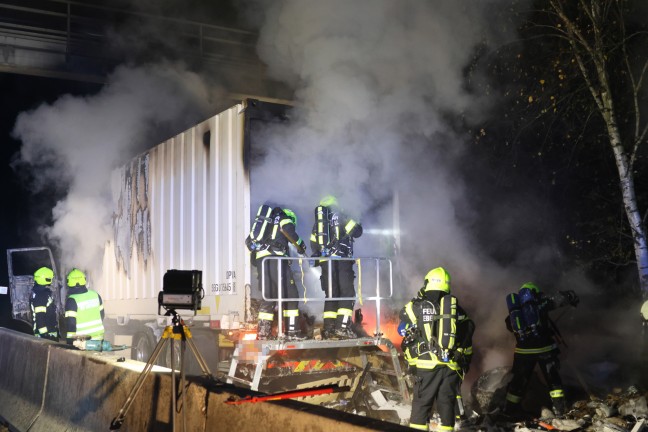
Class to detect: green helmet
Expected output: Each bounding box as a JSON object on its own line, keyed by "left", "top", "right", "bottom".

{"left": 34, "top": 267, "right": 54, "bottom": 286}
{"left": 319, "top": 195, "right": 338, "bottom": 207}
{"left": 67, "top": 268, "right": 87, "bottom": 287}
{"left": 520, "top": 282, "right": 540, "bottom": 294}
{"left": 283, "top": 208, "right": 297, "bottom": 225}
{"left": 424, "top": 267, "right": 451, "bottom": 293}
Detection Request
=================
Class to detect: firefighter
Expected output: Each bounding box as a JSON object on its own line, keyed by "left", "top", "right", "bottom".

{"left": 400, "top": 267, "right": 473, "bottom": 431}
{"left": 453, "top": 307, "right": 475, "bottom": 423}
{"left": 30, "top": 266, "right": 59, "bottom": 341}
{"left": 642, "top": 298, "right": 648, "bottom": 359}
{"left": 310, "top": 195, "right": 362, "bottom": 339}
{"left": 246, "top": 207, "right": 306, "bottom": 340}
{"left": 503, "top": 282, "right": 579, "bottom": 419}
{"left": 64, "top": 268, "right": 105, "bottom": 344}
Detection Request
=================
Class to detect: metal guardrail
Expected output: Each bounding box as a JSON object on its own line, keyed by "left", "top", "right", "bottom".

{"left": 260, "top": 256, "right": 394, "bottom": 337}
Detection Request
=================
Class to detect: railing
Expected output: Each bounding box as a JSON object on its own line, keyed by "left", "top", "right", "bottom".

{"left": 260, "top": 256, "right": 393, "bottom": 337}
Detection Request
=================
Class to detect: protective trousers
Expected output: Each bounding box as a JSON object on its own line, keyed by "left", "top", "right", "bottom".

{"left": 505, "top": 351, "right": 565, "bottom": 415}
{"left": 410, "top": 366, "right": 461, "bottom": 431}
{"left": 257, "top": 258, "right": 298, "bottom": 330}
{"left": 320, "top": 260, "right": 355, "bottom": 329}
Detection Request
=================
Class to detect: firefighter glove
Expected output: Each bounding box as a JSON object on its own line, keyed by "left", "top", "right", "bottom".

{"left": 453, "top": 351, "right": 470, "bottom": 373}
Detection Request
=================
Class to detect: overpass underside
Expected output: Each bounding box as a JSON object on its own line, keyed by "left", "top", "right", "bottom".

{"left": 0, "top": 0, "right": 287, "bottom": 100}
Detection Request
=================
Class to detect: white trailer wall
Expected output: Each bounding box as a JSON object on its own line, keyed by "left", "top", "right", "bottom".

{"left": 100, "top": 103, "right": 251, "bottom": 325}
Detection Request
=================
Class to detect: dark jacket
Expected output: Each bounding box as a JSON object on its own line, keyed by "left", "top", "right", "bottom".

{"left": 400, "top": 289, "right": 473, "bottom": 370}
{"left": 251, "top": 207, "right": 306, "bottom": 261}
{"left": 31, "top": 285, "right": 59, "bottom": 339}
{"left": 505, "top": 292, "right": 561, "bottom": 353}
{"left": 310, "top": 205, "right": 362, "bottom": 258}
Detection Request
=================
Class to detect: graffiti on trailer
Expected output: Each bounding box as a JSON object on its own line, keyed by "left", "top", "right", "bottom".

{"left": 113, "top": 154, "right": 152, "bottom": 276}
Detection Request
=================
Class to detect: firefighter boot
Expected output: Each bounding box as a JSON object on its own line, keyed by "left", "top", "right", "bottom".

{"left": 322, "top": 319, "right": 337, "bottom": 340}
{"left": 257, "top": 319, "right": 273, "bottom": 340}
{"left": 502, "top": 399, "right": 525, "bottom": 420}
{"left": 284, "top": 317, "right": 305, "bottom": 341}
{"left": 551, "top": 396, "right": 567, "bottom": 418}
{"left": 334, "top": 314, "right": 356, "bottom": 339}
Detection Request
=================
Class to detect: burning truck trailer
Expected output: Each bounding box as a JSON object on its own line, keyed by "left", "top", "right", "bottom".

{"left": 91, "top": 99, "right": 411, "bottom": 422}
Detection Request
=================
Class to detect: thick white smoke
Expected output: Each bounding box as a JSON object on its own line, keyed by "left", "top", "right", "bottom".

{"left": 12, "top": 62, "right": 218, "bottom": 277}
{"left": 246, "top": 5, "right": 509, "bottom": 297}
{"left": 243, "top": 0, "right": 603, "bottom": 383}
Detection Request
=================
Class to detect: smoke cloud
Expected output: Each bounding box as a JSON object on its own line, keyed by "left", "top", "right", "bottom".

{"left": 13, "top": 62, "right": 218, "bottom": 275}
{"left": 242, "top": 0, "right": 614, "bottom": 386}
{"left": 245, "top": 6, "right": 508, "bottom": 299}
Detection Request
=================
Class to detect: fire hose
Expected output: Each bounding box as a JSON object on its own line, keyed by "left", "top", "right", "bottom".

{"left": 225, "top": 385, "right": 351, "bottom": 405}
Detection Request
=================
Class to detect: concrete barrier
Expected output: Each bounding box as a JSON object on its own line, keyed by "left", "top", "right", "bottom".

{"left": 0, "top": 330, "right": 50, "bottom": 431}
{"left": 0, "top": 328, "right": 411, "bottom": 431}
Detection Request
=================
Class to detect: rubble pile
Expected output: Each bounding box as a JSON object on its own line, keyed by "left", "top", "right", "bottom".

{"left": 457, "top": 385, "right": 648, "bottom": 432}
{"left": 458, "top": 367, "right": 648, "bottom": 431}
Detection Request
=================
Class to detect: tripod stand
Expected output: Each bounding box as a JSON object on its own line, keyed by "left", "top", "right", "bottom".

{"left": 110, "top": 309, "right": 216, "bottom": 431}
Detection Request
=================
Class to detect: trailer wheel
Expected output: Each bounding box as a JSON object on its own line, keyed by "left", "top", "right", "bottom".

{"left": 131, "top": 332, "right": 155, "bottom": 363}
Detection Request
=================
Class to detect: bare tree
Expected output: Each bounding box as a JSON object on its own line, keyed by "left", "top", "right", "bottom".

{"left": 543, "top": 0, "right": 648, "bottom": 294}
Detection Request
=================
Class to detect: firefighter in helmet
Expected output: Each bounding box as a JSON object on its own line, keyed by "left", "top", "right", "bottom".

{"left": 310, "top": 195, "right": 362, "bottom": 339}
{"left": 503, "top": 282, "right": 579, "bottom": 419}
{"left": 400, "top": 267, "right": 474, "bottom": 431}
{"left": 31, "top": 266, "right": 60, "bottom": 341}
{"left": 641, "top": 298, "right": 648, "bottom": 359}
{"left": 64, "top": 268, "right": 105, "bottom": 344}
{"left": 246, "top": 206, "right": 307, "bottom": 340}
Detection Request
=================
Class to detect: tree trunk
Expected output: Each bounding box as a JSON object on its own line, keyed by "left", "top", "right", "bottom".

{"left": 607, "top": 121, "right": 648, "bottom": 294}
{"left": 551, "top": 0, "right": 648, "bottom": 295}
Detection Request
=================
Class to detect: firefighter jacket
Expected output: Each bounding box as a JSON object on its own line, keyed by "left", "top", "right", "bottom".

{"left": 505, "top": 292, "right": 562, "bottom": 355}
{"left": 254, "top": 208, "right": 306, "bottom": 261}
{"left": 30, "top": 285, "right": 59, "bottom": 339}
{"left": 310, "top": 205, "right": 362, "bottom": 258}
{"left": 65, "top": 286, "right": 105, "bottom": 342}
{"left": 399, "top": 290, "right": 473, "bottom": 372}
